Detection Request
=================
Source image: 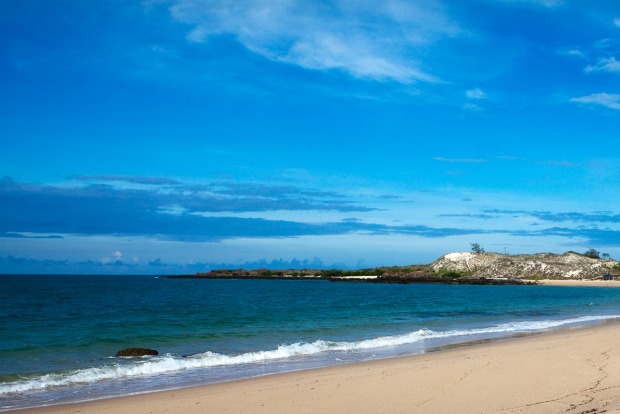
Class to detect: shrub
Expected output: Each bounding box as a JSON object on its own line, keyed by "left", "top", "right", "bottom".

{"left": 442, "top": 271, "right": 464, "bottom": 279}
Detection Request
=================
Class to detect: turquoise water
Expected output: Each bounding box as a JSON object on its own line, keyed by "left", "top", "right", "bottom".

{"left": 2, "top": 275, "right": 620, "bottom": 410}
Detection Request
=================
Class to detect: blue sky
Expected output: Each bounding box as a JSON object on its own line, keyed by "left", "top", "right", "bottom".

{"left": 2, "top": 0, "right": 620, "bottom": 274}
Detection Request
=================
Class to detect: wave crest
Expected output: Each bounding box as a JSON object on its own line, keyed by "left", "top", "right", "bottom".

{"left": 1, "top": 315, "right": 615, "bottom": 395}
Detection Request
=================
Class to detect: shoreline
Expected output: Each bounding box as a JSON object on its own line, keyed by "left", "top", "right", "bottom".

{"left": 10, "top": 322, "right": 620, "bottom": 414}
{"left": 538, "top": 278, "right": 620, "bottom": 287}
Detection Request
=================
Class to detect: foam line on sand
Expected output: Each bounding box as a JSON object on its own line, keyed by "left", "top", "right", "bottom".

{"left": 11, "top": 322, "right": 620, "bottom": 414}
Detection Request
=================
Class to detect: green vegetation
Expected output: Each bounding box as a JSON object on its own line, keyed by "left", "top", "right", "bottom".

{"left": 434, "top": 268, "right": 472, "bottom": 279}
{"left": 523, "top": 274, "right": 544, "bottom": 281}
{"left": 584, "top": 248, "right": 600, "bottom": 259}
{"left": 259, "top": 269, "right": 284, "bottom": 277}
{"left": 470, "top": 243, "right": 485, "bottom": 254}
{"left": 319, "top": 268, "right": 384, "bottom": 277}
{"left": 440, "top": 271, "right": 464, "bottom": 279}
{"left": 193, "top": 264, "right": 434, "bottom": 280}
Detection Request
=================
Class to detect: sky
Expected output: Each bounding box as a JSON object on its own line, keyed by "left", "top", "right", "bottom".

{"left": 1, "top": 0, "right": 620, "bottom": 274}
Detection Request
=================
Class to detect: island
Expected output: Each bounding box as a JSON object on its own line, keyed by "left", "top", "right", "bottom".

{"left": 169, "top": 251, "right": 620, "bottom": 285}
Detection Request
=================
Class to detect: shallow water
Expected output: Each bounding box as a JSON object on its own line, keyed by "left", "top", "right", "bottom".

{"left": 2, "top": 275, "right": 620, "bottom": 411}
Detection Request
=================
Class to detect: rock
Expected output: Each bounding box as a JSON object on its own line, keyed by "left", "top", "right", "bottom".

{"left": 115, "top": 348, "right": 159, "bottom": 357}
{"left": 431, "top": 251, "right": 618, "bottom": 280}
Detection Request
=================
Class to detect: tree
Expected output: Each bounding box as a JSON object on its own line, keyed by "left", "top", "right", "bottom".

{"left": 602, "top": 253, "right": 611, "bottom": 261}
{"left": 470, "top": 243, "right": 485, "bottom": 254}
{"left": 584, "top": 248, "right": 600, "bottom": 259}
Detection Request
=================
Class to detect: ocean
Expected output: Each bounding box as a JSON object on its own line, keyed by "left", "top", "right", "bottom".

{"left": 2, "top": 274, "right": 620, "bottom": 411}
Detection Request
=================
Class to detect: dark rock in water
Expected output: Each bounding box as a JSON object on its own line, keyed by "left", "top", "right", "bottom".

{"left": 115, "top": 348, "right": 158, "bottom": 357}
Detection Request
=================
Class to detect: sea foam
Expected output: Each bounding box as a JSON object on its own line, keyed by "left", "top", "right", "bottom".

{"left": 0, "top": 314, "right": 615, "bottom": 396}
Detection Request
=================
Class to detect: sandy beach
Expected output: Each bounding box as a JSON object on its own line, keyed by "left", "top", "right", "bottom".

{"left": 11, "top": 322, "right": 620, "bottom": 414}
{"left": 538, "top": 279, "right": 620, "bottom": 287}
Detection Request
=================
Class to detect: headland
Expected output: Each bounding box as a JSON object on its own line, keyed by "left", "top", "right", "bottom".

{"left": 170, "top": 250, "right": 620, "bottom": 285}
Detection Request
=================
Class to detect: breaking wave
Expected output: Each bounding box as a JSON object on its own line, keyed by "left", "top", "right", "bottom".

{"left": 1, "top": 314, "right": 615, "bottom": 395}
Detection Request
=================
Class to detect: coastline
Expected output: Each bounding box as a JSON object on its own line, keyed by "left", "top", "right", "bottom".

{"left": 538, "top": 279, "right": 620, "bottom": 287}
{"left": 11, "top": 322, "right": 620, "bottom": 414}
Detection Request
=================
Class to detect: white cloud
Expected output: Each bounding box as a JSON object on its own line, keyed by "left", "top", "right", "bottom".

{"left": 465, "top": 88, "right": 486, "bottom": 100}
{"left": 566, "top": 49, "right": 586, "bottom": 58}
{"left": 557, "top": 48, "right": 586, "bottom": 59}
{"left": 585, "top": 57, "right": 620, "bottom": 73}
{"left": 496, "top": 0, "right": 563, "bottom": 7}
{"left": 168, "top": 0, "right": 460, "bottom": 83}
{"left": 463, "top": 103, "right": 482, "bottom": 111}
{"left": 433, "top": 157, "right": 487, "bottom": 163}
{"left": 570, "top": 93, "right": 620, "bottom": 110}
{"left": 100, "top": 250, "right": 124, "bottom": 265}
{"left": 531, "top": 0, "right": 562, "bottom": 6}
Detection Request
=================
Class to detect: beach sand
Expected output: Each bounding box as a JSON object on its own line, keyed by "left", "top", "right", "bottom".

{"left": 538, "top": 279, "right": 620, "bottom": 287}
{"left": 12, "top": 322, "right": 620, "bottom": 414}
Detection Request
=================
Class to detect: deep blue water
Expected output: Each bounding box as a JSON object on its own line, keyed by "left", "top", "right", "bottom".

{"left": 2, "top": 274, "right": 620, "bottom": 411}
